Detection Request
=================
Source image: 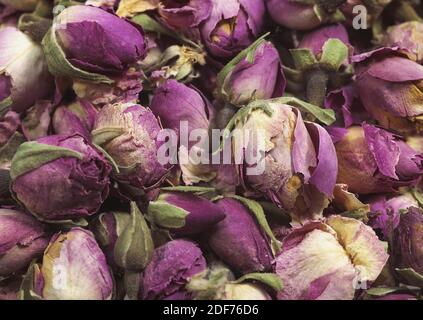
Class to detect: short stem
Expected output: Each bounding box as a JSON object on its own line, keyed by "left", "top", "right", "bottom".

{"left": 306, "top": 69, "right": 329, "bottom": 107}
{"left": 395, "top": 1, "right": 423, "bottom": 22}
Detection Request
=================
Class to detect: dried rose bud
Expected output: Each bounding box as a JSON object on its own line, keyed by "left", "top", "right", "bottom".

{"left": 42, "top": 5, "right": 146, "bottom": 82}
{"left": 335, "top": 124, "right": 423, "bottom": 194}
{"left": 148, "top": 191, "right": 226, "bottom": 237}
{"left": 353, "top": 48, "right": 423, "bottom": 135}
{"left": 35, "top": 228, "right": 114, "bottom": 300}
{"left": 0, "top": 25, "right": 52, "bottom": 114}
{"left": 208, "top": 198, "right": 274, "bottom": 274}
{"left": 200, "top": 0, "right": 265, "bottom": 59}
{"left": 393, "top": 208, "right": 423, "bottom": 286}
{"left": 142, "top": 239, "right": 206, "bottom": 300}
{"left": 11, "top": 134, "right": 111, "bottom": 222}
{"left": 92, "top": 103, "right": 169, "bottom": 194}
{"left": 0, "top": 208, "right": 49, "bottom": 277}
{"left": 216, "top": 41, "right": 286, "bottom": 106}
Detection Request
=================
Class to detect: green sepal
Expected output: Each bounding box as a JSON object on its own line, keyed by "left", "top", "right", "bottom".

{"left": 230, "top": 195, "right": 282, "bottom": 254}
{"left": 161, "top": 186, "right": 216, "bottom": 194}
{"left": 0, "top": 96, "right": 13, "bottom": 117}
{"left": 132, "top": 14, "right": 174, "bottom": 37}
{"left": 216, "top": 33, "right": 270, "bottom": 93}
{"left": 93, "top": 143, "right": 121, "bottom": 174}
{"left": 42, "top": 28, "right": 113, "bottom": 84}
{"left": 94, "top": 212, "right": 130, "bottom": 247}
{"left": 272, "top": 96, "right": 336, "bottom": 125}
{"left": 45, "top": 217, "right": 88, "bottom": 227}
{"left": 148, "top": 200, "right": 188, "bottom": 229}
{"left": 290, "top": 48, "right": 318, "bottom": 71}
{"left": 365, "top": 287, "right": 400, "bottom": 297}
{"left": 320, "top": 39, "right": 349, "bottom": 71}
{"left": 91, "top": 127, "right": 126, "bottom": 146}
{"left": 396, "top": 268, "right": 423, "bottom": 288}
{"left": 10, "top": 141, "right": 83, "bottom": 180}
{"left": 186, "top": 264, "right": 233, "bottom": 300}
{"left": 340, "top": 207, "right": 369, "bottom": 223}
{"left": 234, "top": 273, "right": 283, "bottom": 292}
{"left": 19, "top": 262, "right": 43, "bottom": 300}
{"left": 114, "top": 202, "right": 154, "bottom": 271}
{"left": 0, "top": 132, "right": 26, "bottom": 169}
{"left": 411, "top": 188, "right": 423, "bottom": 208}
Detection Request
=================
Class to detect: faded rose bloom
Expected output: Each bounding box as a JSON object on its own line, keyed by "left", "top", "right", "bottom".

{"left": 200, "top": 0, "right": 266, "bottom": 59}
{"left": 11, "top": 134, "right": 111, "bottom": 221}
{"left": 353, "top": 48, "right": 423, "bottom": 135}
{"left": 275, "top": 216, "right": 389, "bottom": 300}
{"left": 35, "top": 228, "right": 114, "bottom": 300}
{"left": 52, "top": 99, "right": 97, "bottom": 139}
{"left": 0, "top": 25, "right": 53, "bottom": 114}
{"left": 0, "top": 208, "right": 49, "bottom": 277}
{"left": 142, "top": 239, "right": 206, "bottom": 300}
{"left": 382, "top": 22, "right": 423, "bottom": 63}
{"left": 232, "top": 101, "right": 338, "bottom": 223}
{"left": 92, "top": 103, "right": 169, "bottom": 193}
{"left": 335, "top": 124, "right": 423, "bottom": 194}
{"left": 208, "top": 198, "right": 273, "bottom": 274}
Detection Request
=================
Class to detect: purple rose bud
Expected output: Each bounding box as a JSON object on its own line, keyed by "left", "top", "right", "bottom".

{"left": 299, "top": 24, "right": 350, "bottom": 55}
{"left": 148, "top": 191, "right": 226, "bottom": 237}
{"left": 142, "top": 239, "right": 206, "bottom": 300}
{"left": 200, "top": 0, "right": 265, "bottom": 59}
{"left": 275, "top": 216, "right": 389, "bottom": 300}
{"left": 0, "top": 0, "right": 39, "bottom": 11}
{"left": 335, "top": 124, "right": 423, "bottom": 194}
{"left": 353, "top": 48, "right": 423, "bottom": 135}
{"left": 36, "top": 228, "right": 114, "bottom": 300}
{"left": 0, "top": 208, "right": 49, "bottom": 277}
{"left": 11, "top": 134, "right": 112, "bottom": 221}
{"left": 0, "top": 25, "right": 53, "bottom": 114}
{"left": 394, "top": 208, "right": 423, "bottom": 280}
{"left": 92, "top": 103, "right": 169, "bottom": 193}
{"left": 43, "top": 5, "right": 146, "bottom": 80}
{"left": 158, "top": 0, "right": 212, "bottom": 30}
{"left": 217, "top": 41, "right": 286, "bottom": 106}
{"left": 383, "top": 22, "right": 423, "bottom": 63}
{"left": 53, "top": 99, "right": 98, "bottom": 139}
{"left": 208, "top": 198, "right": 273, "bottom": 274}
{"left": 368, "top": 192, "right": 419, "bottom": 240}
{"left": 267, "top": 0, "right": 346, "bottom": 31}
{"left": 150, "top": 79, "right": 212, "bottom": 139}
{"left": 233, "top": 102, "right": 338, "bottom": 223}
